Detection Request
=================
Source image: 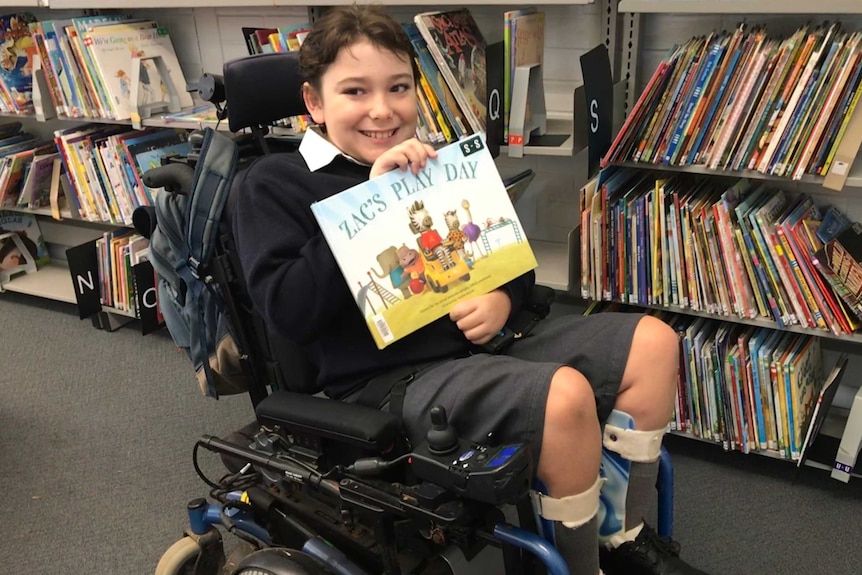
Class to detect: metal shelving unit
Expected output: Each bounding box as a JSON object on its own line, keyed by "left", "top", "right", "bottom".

{"left": 612, "top": 0, "right": 862, "bottom": 480}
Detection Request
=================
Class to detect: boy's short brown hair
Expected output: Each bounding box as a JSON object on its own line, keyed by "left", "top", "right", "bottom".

{"left": 299, "top": 4, "right": 418, "bottom": 90}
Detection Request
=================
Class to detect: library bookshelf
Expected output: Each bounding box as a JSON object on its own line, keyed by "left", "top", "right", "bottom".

{"left": 596, "top": 1, "right": 862, "bottom": 480}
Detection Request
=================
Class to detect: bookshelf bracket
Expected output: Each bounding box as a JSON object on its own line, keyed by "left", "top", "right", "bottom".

{"left": 507, "top": 63, "right": 547, "bottom": 159}
{"left": 618, "top": 12, "right": 642, "bottom": 119}
{"left": 600, "top": 0, "right": 623, "bottom": 81}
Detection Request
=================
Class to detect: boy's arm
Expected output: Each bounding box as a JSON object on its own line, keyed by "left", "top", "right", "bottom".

{"left": 234, "top": 170, "right": 350, "bottom": 344}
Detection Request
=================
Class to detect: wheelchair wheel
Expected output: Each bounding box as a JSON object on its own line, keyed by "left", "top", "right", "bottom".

{"left": 154, "top": 537, "right": 200, "bottom": 575}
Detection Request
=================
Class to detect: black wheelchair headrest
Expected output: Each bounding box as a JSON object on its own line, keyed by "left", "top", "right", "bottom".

{"left": 224, "top": 52, "right": 309, "bottom": 133}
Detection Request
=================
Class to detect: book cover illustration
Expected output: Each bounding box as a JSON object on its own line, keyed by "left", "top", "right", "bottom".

{"left": 797, "top": 353, "right": 848, "bottom": 469}
{"left": 0, "top": 210, "right": 49, "bottom": 276}
{"left": 0, "top": 13, "right": 38, "bottom": 112}
{"left": 414, "top": 9, "right": 487, "bottom": 134}
{"left": 311, "top": 135, "right": 537, "bottom": 349}
{"left": 85, "top": 22, "right": 193, "bottom": 120}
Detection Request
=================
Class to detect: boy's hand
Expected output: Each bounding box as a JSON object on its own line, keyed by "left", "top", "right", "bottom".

{"left": 370, "top": 138, "right": 438, "bottom": 179}
{"left": 449, "top": 289, "right": 512, "bottom": 345}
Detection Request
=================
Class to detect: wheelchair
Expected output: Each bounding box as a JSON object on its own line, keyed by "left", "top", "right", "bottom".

{"left": 148, "top": 51, "right": 675, "bottom": 575}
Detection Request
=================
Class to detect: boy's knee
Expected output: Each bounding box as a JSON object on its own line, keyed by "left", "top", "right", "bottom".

{"left": 634, "top": 315, "right": 679, "bottom": 364}
{"left": 546, "top": 366, "right": 598, "bottom": 425}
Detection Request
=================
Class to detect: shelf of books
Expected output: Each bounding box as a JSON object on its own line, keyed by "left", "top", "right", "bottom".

{"left": 604, "top": 21, "right": 862, "bottom": 193}
{"left": 581, "top": 164, "right": 862, "bottom": 339}
{"left": 1, "top": 206, "right": 142, "bottom": 314}
{"left": 585, "top": 299, "right": 854, "bottom": 474}
{"left": 618, "top": 0, "right": 862, "bottom": 13}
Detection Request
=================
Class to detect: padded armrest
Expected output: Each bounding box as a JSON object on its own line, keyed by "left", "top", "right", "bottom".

{"left": 255, "top": 390, "right": 400, "bottom": 452}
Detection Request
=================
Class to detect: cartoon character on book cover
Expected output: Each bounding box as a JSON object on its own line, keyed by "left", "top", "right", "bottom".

{"left": 0, "top": 13, "right": 37, "bottom": 111}
{"left": 417, "top": 10, "right": 487, "bottom": 131}
{"left": 311, "top": 136, "right": 537, "bottom": 349}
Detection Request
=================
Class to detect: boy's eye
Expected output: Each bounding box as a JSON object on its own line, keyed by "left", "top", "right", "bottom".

{"left": 391, "top": 83, "right": 411, "bottom": 93}
{"left": 343, "top": 87, "right": 365, "bottom": 96}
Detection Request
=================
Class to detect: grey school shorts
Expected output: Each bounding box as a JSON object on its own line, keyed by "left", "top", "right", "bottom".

{"left": 400, "top": 311, "right": 644, "bottom": 464}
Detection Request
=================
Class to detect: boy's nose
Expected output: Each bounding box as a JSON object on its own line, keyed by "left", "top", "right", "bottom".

{"left": 369, "top": 95, "right": 393, "bottom": 119}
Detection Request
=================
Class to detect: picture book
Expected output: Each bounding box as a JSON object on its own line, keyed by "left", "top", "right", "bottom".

{"left": 797, "top": 354, "right": 848, "bottom": 468}
{"left": 0, "top": 210, "right": 49, "bottom": 271}
{"left": 310, "top": 135, "right": 538, "bottom": 349}
{"left": 0, "top": 13, "right": 38, "bottom": 113}
{"left": 414, "top": 9, "right": 487, "bottom": 134}
{"left": 85, "top": 22, "right": 193, "bottom": 120}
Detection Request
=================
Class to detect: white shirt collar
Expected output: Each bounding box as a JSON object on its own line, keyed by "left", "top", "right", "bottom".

{"left": 298, "top": 126, "right": 369, "bottom": 172}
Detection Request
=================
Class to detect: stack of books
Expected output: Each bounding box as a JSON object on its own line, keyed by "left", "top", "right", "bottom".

{"left": 580, "top": 167, "right": 862, "bottom": 336}
{"left": 603, "top": 22, "right": 862, "bottom": 181}
{"left": 28, "top": 13, "right": 192, "bottom": 121}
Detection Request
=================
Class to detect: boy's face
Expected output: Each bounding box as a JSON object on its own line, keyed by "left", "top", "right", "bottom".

{"left": 304, "top": 39, "right": 418, "bottom": 165}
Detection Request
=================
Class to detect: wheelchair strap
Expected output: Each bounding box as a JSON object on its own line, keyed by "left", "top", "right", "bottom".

{"left": 354, "top": 360, "right": 443, "bottom": 420}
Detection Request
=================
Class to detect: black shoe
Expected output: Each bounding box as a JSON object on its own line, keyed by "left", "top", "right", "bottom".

{"left": 599, "top": 523, "right": 710, "bottom": 575}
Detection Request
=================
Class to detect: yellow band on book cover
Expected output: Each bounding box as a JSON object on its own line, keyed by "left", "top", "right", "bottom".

{"left": 311, "top": 135, "right": 538, "bottom": 349}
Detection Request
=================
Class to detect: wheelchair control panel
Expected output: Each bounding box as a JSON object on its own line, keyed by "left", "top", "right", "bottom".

{"left": 408, "top": 406, "right": 532, "bottom": 506}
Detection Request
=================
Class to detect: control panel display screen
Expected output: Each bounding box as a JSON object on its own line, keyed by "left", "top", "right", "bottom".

{"left": 486, "top": 445, "right": 519, "bottom": 468}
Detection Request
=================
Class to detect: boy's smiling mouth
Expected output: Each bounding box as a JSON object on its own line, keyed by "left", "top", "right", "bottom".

{"left": 360, "top": 129, "right": 397, "bottom": 139}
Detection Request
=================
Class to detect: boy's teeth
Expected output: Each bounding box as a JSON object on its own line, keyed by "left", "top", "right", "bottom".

{"left": 364, "top": 129, "right": 395, "bottom": 139}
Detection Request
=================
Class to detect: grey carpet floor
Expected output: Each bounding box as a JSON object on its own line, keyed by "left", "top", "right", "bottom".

{"left": 2, "top": 292, "right": 861, "bottom": 574}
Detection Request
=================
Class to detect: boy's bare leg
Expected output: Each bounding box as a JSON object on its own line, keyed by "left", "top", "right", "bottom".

{"left": 533, "top": 367, "right": 603, "bottom": 575}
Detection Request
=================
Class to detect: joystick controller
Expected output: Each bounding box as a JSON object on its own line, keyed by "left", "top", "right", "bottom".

{"left": 409, "top": 405, "right": 533, "bottom": 506}
{"left": 426, "top": 406, "right": 458, "bottom": 455}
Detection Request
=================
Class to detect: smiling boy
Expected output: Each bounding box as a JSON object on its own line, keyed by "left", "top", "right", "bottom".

{"left": 233, "top": 6, "right": 711, "bottom": 575}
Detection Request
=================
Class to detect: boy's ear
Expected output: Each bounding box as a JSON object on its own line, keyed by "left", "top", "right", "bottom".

{"left": 302, "top": 82, "right": 325, "bottom": 125}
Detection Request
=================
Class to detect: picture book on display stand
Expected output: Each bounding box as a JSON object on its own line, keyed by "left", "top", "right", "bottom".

{"left": 414, "top": 9, "right": 488, "bottom": 135}
{"left": 797, "top": 353, "right": 849, "bottom": 472}
{"left": 311, "top": 135, "right": 537, "bottom": 349}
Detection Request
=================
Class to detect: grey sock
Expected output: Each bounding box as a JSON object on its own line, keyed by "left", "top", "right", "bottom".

{"left": 625, "top": 459, "right": 659, "bottom": 531}
{"left": 552, "top": 515, "right": 600, "bottom": 575}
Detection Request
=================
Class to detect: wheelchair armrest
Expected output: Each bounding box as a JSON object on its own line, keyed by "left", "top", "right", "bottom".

{"left": 255, "top": 390, "right": 400, "bottom": 452}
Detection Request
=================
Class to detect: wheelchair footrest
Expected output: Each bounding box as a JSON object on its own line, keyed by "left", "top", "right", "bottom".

{"left": 256, "top": 391, "right": 400, "bottom": 452}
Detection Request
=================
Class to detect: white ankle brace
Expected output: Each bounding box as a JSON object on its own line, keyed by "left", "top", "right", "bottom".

{"left": 530, "top": 476, "right": 604, "bottom": 529}
{"left": 603, "top": 423, "right": 666, "bottom": 462}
